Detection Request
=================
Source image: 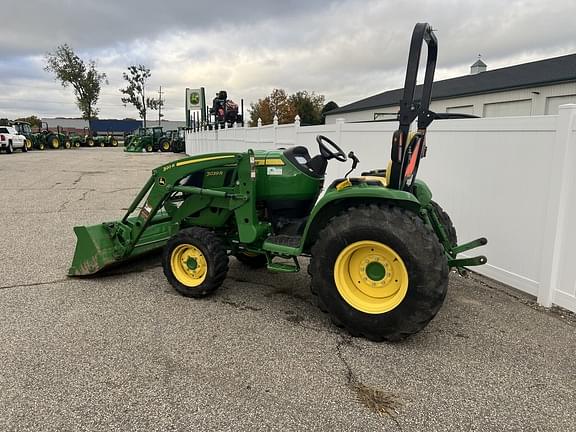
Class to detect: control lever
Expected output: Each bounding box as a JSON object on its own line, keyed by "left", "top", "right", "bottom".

{"left": 344, "top": 151, "right": 360, "bottom": 178}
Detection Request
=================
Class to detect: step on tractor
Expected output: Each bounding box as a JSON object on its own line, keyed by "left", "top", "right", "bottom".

{"left": 69, "top": 23, "right": 487, "bottom": 341}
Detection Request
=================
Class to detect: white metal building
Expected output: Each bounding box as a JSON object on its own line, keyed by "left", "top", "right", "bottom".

{"left": 326, "top": 54, "right": 576, "bottom": 123}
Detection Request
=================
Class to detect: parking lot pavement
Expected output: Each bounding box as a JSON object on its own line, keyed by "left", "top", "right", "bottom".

{"left": 1, "top": 148, "right": 575, "bottom": 431}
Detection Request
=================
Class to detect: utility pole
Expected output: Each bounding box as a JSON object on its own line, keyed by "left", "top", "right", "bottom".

{"left": 158, "top": 86, "right": 163, "bottom": 126}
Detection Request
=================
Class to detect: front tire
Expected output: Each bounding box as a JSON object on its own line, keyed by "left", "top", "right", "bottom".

{"left": 310, "top": 204, "right": 449, "bottom": 342}
{"left": 160, "top": 139, "right": 171, "bottom": 152}
{"left": 6, "top": 142, "right": 13, "bottom": 154}
{"left": 163, "top": 227, "right": 229, "bottom": 298}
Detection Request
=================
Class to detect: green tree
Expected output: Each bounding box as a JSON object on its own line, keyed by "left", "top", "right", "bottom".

{"left": 15, "top": 115, "right": 42, "bottom": 129}
{"left": 120, "top": 65, "right": 162, "bottom": 128}
{"left": 289, "top": 91, "right": 325, "bottom": 125}
{"left": 249, "top": 89, "right": 296, "bottom": 126}
{"left": 44, "top": 44, "right": 107, "bottom": 120}
{"left": 249, "top": 89, "right": 327, "bottom": 126}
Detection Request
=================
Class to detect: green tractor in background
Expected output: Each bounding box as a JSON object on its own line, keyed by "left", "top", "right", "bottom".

{"left": 31, "top": 122, "right": 61, "bottom": 150}
{"left": 55, "top": 126, "right": 73, "bottom": 149}
{"left": 92, "top": 132, "right": 119, "bottom": 148}
{"left": 69, "top": 23, "right": 487, "bottom": 341}
{"left": 163, "top": 128, "right": 186, "bottom": 153}
{"left": 124, "top": 126, "right": 165, "bottom": 152}
{"left": 124, "top": 127, "right": 147, "bottom": 152}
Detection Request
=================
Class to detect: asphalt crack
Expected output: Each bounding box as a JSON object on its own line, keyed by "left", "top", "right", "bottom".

{"left": 336, "top": 336, "right": 404, "bottom": 428}
{"left": 0, "top": 278, "right": 70, "bottom": 291}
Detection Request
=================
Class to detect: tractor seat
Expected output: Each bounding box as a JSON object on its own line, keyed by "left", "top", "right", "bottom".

{"left": 283, "top": 146, "right": 327, "bottom": 178}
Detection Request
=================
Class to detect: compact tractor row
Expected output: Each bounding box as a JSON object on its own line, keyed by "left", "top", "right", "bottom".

{"left": 11, "top": 122, "right": 118, "bottom": 151}
{"left": 69, "top": 23, "right": 487, "bottom": 342}
{"left": 124, "top": 126, "right": 185, "bottom": 153}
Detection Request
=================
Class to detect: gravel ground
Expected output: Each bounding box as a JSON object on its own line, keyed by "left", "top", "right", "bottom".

{"left": 0, "top": 148, "right": 575, "bottom": 431}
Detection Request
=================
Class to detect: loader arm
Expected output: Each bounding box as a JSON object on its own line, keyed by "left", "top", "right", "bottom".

{"left": 69, "top": 152, "right": 258, "bottom": 276}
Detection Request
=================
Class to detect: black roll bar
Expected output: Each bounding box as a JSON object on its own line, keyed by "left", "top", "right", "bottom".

{"left": 398, "top": 22, "right": 437, "bottom": 134}
{"left": 388, "top": 23, "right": 438, "bottom": 191}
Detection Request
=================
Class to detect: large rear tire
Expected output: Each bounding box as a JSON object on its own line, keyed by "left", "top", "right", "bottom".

{"left": 310, "top": 204, "right": 449, "bottom": 342}
{"left": 163, "top": 227, "right": 229, "bottom": 298}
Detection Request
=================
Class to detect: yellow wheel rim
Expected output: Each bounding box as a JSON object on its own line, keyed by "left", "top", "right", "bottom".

{"left": 52, "top": 138, "right": 59, "bottom": 148}
{"left": 163, "top": 142, "right": 170, "bottom": 150}
{"left": 25, "top": 139, "right": 32, "bottom": 149}
{"left": 334, "top": 240, "right": 409, "bottom": 314}
{"left": 170, "top": 244, "right": 208, "bottom": 287}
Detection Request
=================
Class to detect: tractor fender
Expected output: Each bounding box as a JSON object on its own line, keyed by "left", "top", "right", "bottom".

{"left": 301, "top": 185, "right": 422, "bottom": 253}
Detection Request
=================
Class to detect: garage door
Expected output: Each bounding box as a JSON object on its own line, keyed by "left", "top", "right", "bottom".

{"left": 483, "top": 99, "right": 532, "bottom": 117}
{"left": 545, "top": 95, "right": 576, "bottom": 115}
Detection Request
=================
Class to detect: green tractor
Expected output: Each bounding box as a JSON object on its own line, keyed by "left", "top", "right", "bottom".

{"left": 93, "top": 132, "right": 119, "bottom": 148}
{"left": 163, "top": 128, "right": 186, "bottom": 153}
{"left": 124, "top": 126, "right": 165, "bottom": 152}
{"left": 30, "top": 122, "right": 61, "bottom": 150}
{"left": 124, "top": 127, "right": 146, "bottom": 152}
{"left": 69, "top": 23, "right": 487, "bottom": 341}
{"left": 12, "top": 121, "right": 34, "bottom": 151}
{"left": 55, "top": 126, "right": 73, "bottom": 149}
{"left": 69, "top": 131, "right": 85, "bottom": 148}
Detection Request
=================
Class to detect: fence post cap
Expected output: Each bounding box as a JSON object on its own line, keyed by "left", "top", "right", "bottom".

{"left": 273, "top": 115, "right": 279, "bottom": 125}
{"left": 257, "top": 118, "right": 262, "bottom": 127}
{"left": 336, "top": 118, "right": 345, "bottom": 124}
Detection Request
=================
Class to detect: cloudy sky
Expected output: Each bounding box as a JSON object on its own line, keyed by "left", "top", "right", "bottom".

{"left": 0, "top": 0, "right": 574, "bottom": 121}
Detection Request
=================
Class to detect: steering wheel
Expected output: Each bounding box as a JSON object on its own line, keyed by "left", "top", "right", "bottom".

{"left": 316, "top": 135, "right": 347, "bottom": 162}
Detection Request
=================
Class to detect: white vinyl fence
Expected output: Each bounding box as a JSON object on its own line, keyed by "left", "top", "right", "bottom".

{"left": 186, "top": 105, "right": 576, "bottom": 313}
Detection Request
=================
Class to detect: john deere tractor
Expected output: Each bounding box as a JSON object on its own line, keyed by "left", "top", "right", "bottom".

{"left": 124, "top": 127, "right": 165, "bottom": 152}
{"left": 162, "top": 128, "right": 186, "bottom": 153}
{"left": 93, "top": 132, "right": 119, "bottom": 147}
{"left": 55, "top": 126, "right": 73, "bottom": 149}
{"left": 29, "top": 122, "right": 60, "bottom": 150}
{"left": 69, "top": 23, "right": 487, "bottom": 341}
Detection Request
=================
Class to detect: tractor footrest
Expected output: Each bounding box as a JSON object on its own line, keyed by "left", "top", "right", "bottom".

{"left": 263, "top": 235, "right": 302, "bottom": 256}
{"left": 267, "top": 258, "right": 300, "bottom": 273}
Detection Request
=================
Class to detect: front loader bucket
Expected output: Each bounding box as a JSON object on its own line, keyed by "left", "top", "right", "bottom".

{"left": 68, "top": 224, "right": 119, "bottom": 276}
{"left": 68, "top": 215, "right": 177, "bottom": 276}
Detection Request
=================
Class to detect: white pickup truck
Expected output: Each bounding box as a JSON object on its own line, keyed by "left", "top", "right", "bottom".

{"left": 0, "top": 126, "right": 27, "bottom": 154}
